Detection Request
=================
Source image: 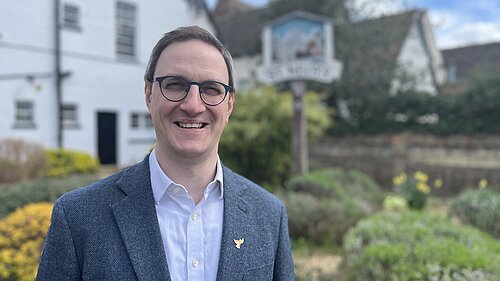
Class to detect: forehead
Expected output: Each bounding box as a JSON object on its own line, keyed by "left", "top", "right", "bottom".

{"left": 155, "top": 39, "right": 228, "bottom": 81}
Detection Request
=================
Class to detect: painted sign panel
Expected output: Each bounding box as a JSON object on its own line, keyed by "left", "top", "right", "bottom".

{"left": 272, "top": 18, "right": 325, "bottom": 62}
{"left": 257, "top": 11, "right": 342, "bottom": 84}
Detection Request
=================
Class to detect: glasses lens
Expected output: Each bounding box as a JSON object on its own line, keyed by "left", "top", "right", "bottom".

{"left": 200, "top": 82, "right": 226, "bottom": 105}
{"left": 160, "top": 77, "right": 188, "bottom": 101}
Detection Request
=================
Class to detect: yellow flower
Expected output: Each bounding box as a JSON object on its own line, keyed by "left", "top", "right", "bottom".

{"left": 414, "top": 171, "right": 429, "bottom": 183}
{"left": 479, "top": 179, "right": 488, "bottom": 189}
{"left": 434, "top": 179, "right": 443, "bottom": 189}
{"left": 392, "top": 173, "right": 407, "bottom": 186}
{"left": 417, "top": 182, "right": 431, "bottom": 194}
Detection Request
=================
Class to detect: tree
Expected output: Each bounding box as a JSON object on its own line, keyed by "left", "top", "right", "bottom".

{"left": 219, "top": 86, "right": 332, "bottom": 187}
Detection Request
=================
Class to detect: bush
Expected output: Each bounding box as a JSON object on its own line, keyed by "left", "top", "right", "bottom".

{"left": 0, "top": 139, "right": 47, "bottom": 183}
{"left": 344, "top": 211, "right": 500, "bottom": 281}
{"left": 45, "top": 149, "right": 99, "bottom": 177}
{"left": 281, "top": 168, "right": 383, "bottom": 246}
{"left": 0, "top": 203, "right": 52, "bottom": 281}
{"left": 0, "top": 173, "right": 100, "bottom": 218}
{"left": 450, "top": 188, "right": 500, "bottom": 238}
{"left": 220, "top": 87, "right": 331, "bottom": 186}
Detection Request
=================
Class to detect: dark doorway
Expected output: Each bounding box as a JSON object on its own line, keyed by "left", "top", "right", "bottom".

{"left": 97, "top": 112, "right": 117, "bottom": 164}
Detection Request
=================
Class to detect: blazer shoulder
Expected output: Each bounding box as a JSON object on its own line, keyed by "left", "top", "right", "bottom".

{"left": 58, "top": 159, "right": 149, "bottom": 210}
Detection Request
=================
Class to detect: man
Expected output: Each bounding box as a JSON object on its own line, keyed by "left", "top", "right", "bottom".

{"left": 36, "top": 26, "right": 295, "bottom": 281}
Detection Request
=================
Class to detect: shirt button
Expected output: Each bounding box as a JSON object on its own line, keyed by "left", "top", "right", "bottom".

{"left": 192, "top": 258, "right": 199, "bottom": 267}
{"left": 191, "top": 212, "right": 198, "bottom": 220}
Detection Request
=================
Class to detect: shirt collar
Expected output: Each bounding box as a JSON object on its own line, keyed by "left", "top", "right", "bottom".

{"left": 149, "top": 150, "right": 224, "bottom": 204}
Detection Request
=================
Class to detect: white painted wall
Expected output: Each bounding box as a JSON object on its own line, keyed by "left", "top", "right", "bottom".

{"left": 390, "top": 13, "right": 445, "bottom": 95}
{"left": 0, "top": 0, "right": 216, "bottom": 166}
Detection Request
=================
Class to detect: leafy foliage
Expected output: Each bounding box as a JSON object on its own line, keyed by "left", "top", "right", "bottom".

{"left": 344, "top": 211, "right": 500, "bottom": 281}
{"left": 450, "top": 188, "right": 500, "bottom": 238}
{"left": 220, "top": 87, "right": 331, "bottom": 186}
{"left": 45, "top": 149, "right": 100, "bottom": 177}
{"left": 0, "top": 203, "right": 52, "bottom": 281}
{"left": 331, "top": 76, "right": 500, "bottom": 135}
{"left": 280, "top": 168, "right": 383, "bottom": 246}
{"left": 0, "top": 173, "right": 100, "bottom": 218}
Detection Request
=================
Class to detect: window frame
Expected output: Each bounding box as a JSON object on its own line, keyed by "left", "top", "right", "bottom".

{"left": 116, "top": 1, "right": 137, "bottom": 58}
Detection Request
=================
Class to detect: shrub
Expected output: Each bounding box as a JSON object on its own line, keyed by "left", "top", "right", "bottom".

{"left": 383, "top": 194, "right": 408, "bottom": 212}
{"left": 0, "top": 173, "right": 100, "bottom": 218}
{"left": 281, "top": 168, "right": 383, "bottom": 246}
{"left": 0, "top": 139, "right": 47, "bottom": 183}
{"left": 450, "top": 188, "right": 500, "bottom": 238}
{"left": 45, "top": 149, "right": 99, "bottom": 177}
{"left": 344, "top": 211, "right": 500, "bottom": 281}
{"left": 0, "top": 203, "right": 52, "bottom": 281}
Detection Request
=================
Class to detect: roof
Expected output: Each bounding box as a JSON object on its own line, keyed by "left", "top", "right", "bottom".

{"left": 335, "top": 10, "right": 420, "bottom": 91}
{"left": 441, "top": 42, "right": 500, "bottom": 81}
{"left": 214, "top": 7, "right": 272, "bottom": 57}
{"left": 214, "top": 7, "right": 423, "bottom": 91}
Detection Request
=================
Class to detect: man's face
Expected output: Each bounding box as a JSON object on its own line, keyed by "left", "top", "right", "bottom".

{"left": 145, "top": 40, "right": 234, "bottom": 161}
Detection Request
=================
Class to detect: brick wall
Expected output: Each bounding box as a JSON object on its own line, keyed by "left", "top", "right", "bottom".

{"left": 310, "top": 133, "right": 500, "bottom": 196}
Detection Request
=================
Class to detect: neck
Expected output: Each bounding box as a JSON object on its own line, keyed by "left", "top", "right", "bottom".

{"left": 154, "top": 148, "right": 217, "bottom": 204}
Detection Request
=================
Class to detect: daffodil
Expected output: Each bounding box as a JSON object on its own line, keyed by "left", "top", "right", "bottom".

{"left": 434, "top": 179, "right": 443, "bottom": 189}
{"left": 414, "top": 171, "right": 429, "bottom": 183}
{"left": 417, "top": 182, "right": 431, "bottom": 194}
{"left": 479, "top": 179, "right": 488, "bottom": 189}
{"left": 393, "top": 173, "right": 407, "bottom": 186}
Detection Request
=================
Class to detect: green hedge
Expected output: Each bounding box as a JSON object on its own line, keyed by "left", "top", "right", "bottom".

{"left": 281, "top": 168, "right": 383, "bottom": 246}
{"left": 330, "top": 76, "right": 500, "bottom": 135}
{"left": 450, "top": 188, "right": 500, "bottom": 238}
{"left": 344, "top": 211, "right": 500, "bottom": 280}
{"left": 0, "top": 173, "right": 100, "bottom": 218}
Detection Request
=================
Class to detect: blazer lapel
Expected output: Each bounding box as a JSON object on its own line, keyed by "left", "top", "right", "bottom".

{"left": 111, "top": 159, "right": 171, "bottom": 281}
{"left": 216, "top": 167, "right": 251, "bottom": 281}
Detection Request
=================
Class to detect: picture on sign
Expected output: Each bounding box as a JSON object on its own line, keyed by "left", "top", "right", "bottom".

{"left": 272, "top": 18, "right": 325, "bottom": 62}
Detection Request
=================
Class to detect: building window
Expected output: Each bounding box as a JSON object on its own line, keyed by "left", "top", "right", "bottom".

{"left": 130, "top": 113, "right": 140, "bottom": 128}
{"left": 63, "top": 3, "right": 81, "bottom": 30}
{"left": 116, "top": 2, "right": 136, "bottom": 57}
{"left": 144, "top": 113, "right": 153, "bottom": 128}
{"left": 14, "top": 101, "right": 35, "bottom": 128}
{"left": 130, "top": 112, "right": 153, "bottom": 129}
{"left": 62, "top": 104, "right": 79, "bottom": 128}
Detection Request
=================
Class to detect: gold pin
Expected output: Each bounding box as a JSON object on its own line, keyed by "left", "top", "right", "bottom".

{"left": 233, "top": 238, "right": 244, "bottom": 249}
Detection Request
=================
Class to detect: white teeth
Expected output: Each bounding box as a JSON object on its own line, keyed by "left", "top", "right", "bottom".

{"left": 178, "top": 122, "right": 203, "bottom": 129}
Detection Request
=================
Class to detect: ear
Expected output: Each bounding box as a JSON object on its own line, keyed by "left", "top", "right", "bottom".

{"left": 145, "top": 80, "right": 153, "bottom": 111}
{"left": 226, "top": 93, "right": 235, "bottom": 122}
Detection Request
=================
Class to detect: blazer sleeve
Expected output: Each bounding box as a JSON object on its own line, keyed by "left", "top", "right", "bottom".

{"left": 36, "top": 198, "right": 82, "bottom": 281}
{"left": 273, "top": 203, "right": 295, "bottom": 281}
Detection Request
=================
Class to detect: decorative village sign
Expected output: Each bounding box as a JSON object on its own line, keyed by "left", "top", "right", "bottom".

{"left": 257, "top": 11, "right": 342, "bottom": 84}
{"left": 257, "top": 11, "right": 343, "bottom": 174}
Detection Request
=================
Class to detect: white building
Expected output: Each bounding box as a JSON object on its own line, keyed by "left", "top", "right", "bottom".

{"left": 0, "top": 0, "right": 216, "bottom": 166}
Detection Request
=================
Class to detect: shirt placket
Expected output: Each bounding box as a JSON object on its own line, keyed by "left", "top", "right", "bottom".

{"left": 187, "top": 206, "right": 204, "bottom": 280}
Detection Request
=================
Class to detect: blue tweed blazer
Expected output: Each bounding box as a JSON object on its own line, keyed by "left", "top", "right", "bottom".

{"left": 36, "top": 157, "right": 295, "bottom": 281}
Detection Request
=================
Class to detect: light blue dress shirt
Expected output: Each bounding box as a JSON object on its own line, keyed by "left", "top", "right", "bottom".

{"left": 149, "top": 151, "right": 224, "bottom": 281}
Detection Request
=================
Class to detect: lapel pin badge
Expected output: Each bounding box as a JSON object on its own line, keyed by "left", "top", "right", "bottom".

{"left": 233, "top": 238, "right": 244, "bottom": 249}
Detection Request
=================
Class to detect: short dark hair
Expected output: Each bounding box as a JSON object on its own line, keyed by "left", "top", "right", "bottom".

{"left": 144, "top": 26, "right": 235, "bottom": 90}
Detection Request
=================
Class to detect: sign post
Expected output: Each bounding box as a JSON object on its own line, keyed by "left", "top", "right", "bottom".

{"left": 256, "top": 11, "right": 343, "bottom": 175}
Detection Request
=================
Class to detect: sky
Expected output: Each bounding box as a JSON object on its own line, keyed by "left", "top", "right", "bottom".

{"left": 206, "top": 0, "right": 500, "bottom": 49}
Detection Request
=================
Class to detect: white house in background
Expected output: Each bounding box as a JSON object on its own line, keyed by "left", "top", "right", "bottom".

{"left": 214, "top": 1, "right": 446, "bottom": 95}
{"left": 0, "top": 0, "right": 216, "bottom": 166}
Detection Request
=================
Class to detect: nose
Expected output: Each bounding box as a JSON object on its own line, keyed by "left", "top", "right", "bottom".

{"left": 179, "top": 85, "right": 206, "bottom": 115}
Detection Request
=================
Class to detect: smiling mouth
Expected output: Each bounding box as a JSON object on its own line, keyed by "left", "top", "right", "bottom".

{"left": 175, "top": 122, "right": 207, "bottom": 129}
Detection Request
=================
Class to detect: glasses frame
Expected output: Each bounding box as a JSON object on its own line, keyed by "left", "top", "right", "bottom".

{"left": 153, "top": 75, "right": 233, "bottom": 106}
